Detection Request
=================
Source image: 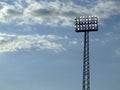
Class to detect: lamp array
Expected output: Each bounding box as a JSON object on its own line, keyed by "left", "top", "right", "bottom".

{"left": 75, "top": 16, "right": 98, "bottom": 32}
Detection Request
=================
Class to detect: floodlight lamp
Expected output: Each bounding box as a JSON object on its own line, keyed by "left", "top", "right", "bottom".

{"left": 77, "top": 19, "right": 79, "bottom": 21}
{"left": 95, "top": 24, "right": 97, "bottom": 26}
{"left": 75, "top": 16, "right": 98, "bottom": 32}
{"left": 86, "top": 18, "right": 88, "bottom": 21}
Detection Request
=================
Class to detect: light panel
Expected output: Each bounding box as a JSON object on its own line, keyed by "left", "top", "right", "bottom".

{"left": 75, "top": 16, "right": 98, "bottom": 32}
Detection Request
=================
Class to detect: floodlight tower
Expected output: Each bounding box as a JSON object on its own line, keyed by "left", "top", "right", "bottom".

{"left": 75, "top": 16, "right": 98, "bottom": 90}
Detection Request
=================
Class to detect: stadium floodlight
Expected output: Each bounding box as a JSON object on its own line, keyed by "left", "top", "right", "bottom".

{"left": 74, "top": 16, "right": 98, "bottom": 90}
{"left": 75, "top": 16, "right": 98, "bottom": 32}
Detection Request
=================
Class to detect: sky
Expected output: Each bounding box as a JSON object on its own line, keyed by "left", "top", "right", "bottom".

{"left": 0, "top": 0, "right": 120, "bottom": 90}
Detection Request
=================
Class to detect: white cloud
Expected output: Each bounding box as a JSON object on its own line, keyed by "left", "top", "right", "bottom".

{"left": 0, "top": 0, "right": 119, "bottom": 26}
{"left": 0, "top": 33, "right": 67, "bottom": 53}
{"left": 115, "top": 48, "right": 120, "bottom": 56}
{"left": 90, "top": 30, "right": 120, "bottom": 47}
{"left": 90, "top": 1, "right": 120, "bottom": 19}
{"left": 0, "top": 1, "right": 23, "bottom": 23}
{"left": 69, "top": 40, "right": 78, "bottom": 45}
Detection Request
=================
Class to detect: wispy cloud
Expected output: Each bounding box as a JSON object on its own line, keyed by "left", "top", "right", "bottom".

{"left": 0, "top": 0, "right": 119, "bottom": 26}
{"left": 91, "top": 31, "right": 120, "bottom": 45}
{"left": 69, "top": 40, "right": 78, "bottom": 45}
{"left": 115, "top": 48, "right": 120, "bottom": 56}
{"left": 0, "top": 33, "right": 68, "bottom": 53}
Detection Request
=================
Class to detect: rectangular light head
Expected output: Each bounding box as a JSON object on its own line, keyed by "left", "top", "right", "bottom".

{"left": 75, "top": 16, "right": 98, "bottom": 32}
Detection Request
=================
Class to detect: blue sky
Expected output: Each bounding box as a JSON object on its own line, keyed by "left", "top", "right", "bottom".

{"left": 0, "top": 0, "right": 120, "bottom": 90}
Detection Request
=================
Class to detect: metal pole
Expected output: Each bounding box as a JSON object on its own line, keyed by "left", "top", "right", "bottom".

{"left": 82, "top": 31, "right": 90, "bottom": 90}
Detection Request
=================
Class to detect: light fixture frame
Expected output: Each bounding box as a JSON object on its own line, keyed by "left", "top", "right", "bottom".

{"left": 75, "top": 16, "right": 98, "bottom": 32}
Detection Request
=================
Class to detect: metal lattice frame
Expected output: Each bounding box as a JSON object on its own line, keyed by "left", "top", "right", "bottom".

{"left": 83, "top": 31, "right": 90, "bottom": 90}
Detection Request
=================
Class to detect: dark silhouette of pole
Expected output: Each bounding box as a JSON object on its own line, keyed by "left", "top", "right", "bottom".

{"left": 83, "top": 31, "right": 90, "bottom": 90}
{"left": 75, "top": 16, "right": 98, "bottom": 90}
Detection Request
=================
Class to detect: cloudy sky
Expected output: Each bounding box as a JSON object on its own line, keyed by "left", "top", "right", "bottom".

{"left": 0, "top": 0, "right": 120, "bottom": 90}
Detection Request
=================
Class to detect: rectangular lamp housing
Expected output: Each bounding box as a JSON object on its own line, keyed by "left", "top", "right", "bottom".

{"left": 75, "top": 16, "right": 98, "bottom": 32}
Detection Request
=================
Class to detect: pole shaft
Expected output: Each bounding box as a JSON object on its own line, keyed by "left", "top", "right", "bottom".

{"left": 82, "top": 31, "right": 90, "bottom": 90}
